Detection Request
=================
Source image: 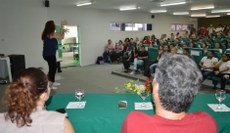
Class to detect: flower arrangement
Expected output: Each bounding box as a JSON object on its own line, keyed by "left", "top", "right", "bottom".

{"left": 115, "top": 79, "right": 152, "bottom": 95}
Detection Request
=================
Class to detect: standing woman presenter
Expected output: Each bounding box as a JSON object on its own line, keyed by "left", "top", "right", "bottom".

{"left": 41, "top": 20, "right": 68, "bottom": 88}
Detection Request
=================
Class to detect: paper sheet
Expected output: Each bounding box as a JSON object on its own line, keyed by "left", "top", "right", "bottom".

{"left": 190, "top": 50, "right": 200, "bottom": 56}
{"left": 66, "top": 101, "right": 86, "bottom": 109}
{"left": 135, "top": 102, "right": 153, "bottom": 110}
{"left": 208, "top": 104, "right": 230, "bottom": 112}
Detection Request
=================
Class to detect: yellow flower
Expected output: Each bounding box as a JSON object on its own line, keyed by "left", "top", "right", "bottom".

{"left": 127, "top": 82, "right": 132, "bottom": 88}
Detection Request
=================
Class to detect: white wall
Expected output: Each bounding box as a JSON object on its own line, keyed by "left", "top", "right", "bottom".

{"left": 0, "top": 1, "right": 197, "bottom": 68}
{"left": 0, "top": 0, "right": 48, "bottom": 70}
{"left": 48, "top": 7, "right": 197, "bottom": 66}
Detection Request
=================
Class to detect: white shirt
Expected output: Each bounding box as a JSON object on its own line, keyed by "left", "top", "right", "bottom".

{"left": 207, "top": 27, "right": 215, "bottom": 34}
{"left": 0, "top": 109, "right": 65, "bottom": 133}
{"left": 219, "top": 61, "right": 230, "bottom": 74}
{"left": 201, "top": 56, "right": 218, "bottom": 71}
{"left": 215, "top": 27, "right": 223, "bottom": 33}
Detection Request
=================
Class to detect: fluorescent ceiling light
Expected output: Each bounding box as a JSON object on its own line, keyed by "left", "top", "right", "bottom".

{"left": 173, "top": 12, "right": 189, "bottom": 15}
{"left": 150, "top": 9, "right": 167, "bottom": 13}
{"left": 206, "top": 15, "right": 220, "bottom": 18}
{"left": 227, "top": 13, "right": 230, "bottom": 15}
{"left": 76, "top": 1, "right": 92, "bottom": 6}
{"left": 160, "top": 1, "right": 186, "bottom": 7}
{"left": 120, "top": 6, "right": 137, "bottom": 11}
{"left": 191, "top": 13, "right": 206, "bottom": 17}
{"left": 211, "top": 9, "right": 230, "bottom": 13}
{"left": 191, "top": 5, "right": 214, "bottom": 11}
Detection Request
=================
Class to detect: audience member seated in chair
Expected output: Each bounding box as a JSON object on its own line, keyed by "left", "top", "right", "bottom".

{"left": 103, "top": 39, "right": 115, "bottom": 63}
{"left": 149, "top": 45, "right": 169, "bottom": 77}
{"left": 0, "top": 68, "right": 74, "bottom": 133}
{"left": 213, "top": 53, "right": 230, "bottom": 89}
{"left": 199, "top": 50, "right": 218, "bottom": 81}
{"left": 110, "top": 43, "right": 123, "bottom": 63}
{"left": 214, "top": 42, "right": 222, "bottom": 54}
{"left": 121, "top": 54, "right": 217, "bottom": 133}
{"left": 183, "top": 48, "right": 194, "bottom": 59}
{"left": 130, "top": 46, "right": 148, "bottom": 75}
{"left": 123, "top": 46, "right": 137, "bottom": 73}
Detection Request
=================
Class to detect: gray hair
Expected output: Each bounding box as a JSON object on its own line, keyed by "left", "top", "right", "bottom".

{"left": 155, "top": 54, "right": 203, "bottom": 113}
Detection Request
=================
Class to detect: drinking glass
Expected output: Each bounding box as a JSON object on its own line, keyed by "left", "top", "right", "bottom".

{"left": 75, "top": 89, "right": 85, "bottom": 102}
{"left": 139, "top": 89, "right": 150, "bottom": 107}
{"left": 215, "top": 90, "right": 226, "bottom": 110}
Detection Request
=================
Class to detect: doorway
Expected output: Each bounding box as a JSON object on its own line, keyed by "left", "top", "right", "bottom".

{"left": 56, "top": 25, "right": 80, "bottom": 67}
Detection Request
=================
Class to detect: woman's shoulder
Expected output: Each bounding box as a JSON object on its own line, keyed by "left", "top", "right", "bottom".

{"left": 0, "top": 113, "right": 6, "bottom": 122}
{"left": 32, "top": 110, "right": 66, "bottom": 123}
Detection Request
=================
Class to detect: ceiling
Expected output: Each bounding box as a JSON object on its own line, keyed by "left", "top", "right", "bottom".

{"left": 51, "top": 0, "right": 230, "bottom": 17}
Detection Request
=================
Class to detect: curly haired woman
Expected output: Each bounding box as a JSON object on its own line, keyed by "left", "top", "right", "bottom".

{"left": 0, "top": 68, "right": 74, "bottom": 133}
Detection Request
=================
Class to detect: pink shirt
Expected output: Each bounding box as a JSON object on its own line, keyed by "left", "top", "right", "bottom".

{"left": 105, "top": 43, "right": 115, "bottom": 51}
{"left": 122, "top": 111, "right": 217, "bottom": 133}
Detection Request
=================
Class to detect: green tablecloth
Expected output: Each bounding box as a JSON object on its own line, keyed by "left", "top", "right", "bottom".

{"left": 46, "top": 93, "right": 230, "bottom": 133}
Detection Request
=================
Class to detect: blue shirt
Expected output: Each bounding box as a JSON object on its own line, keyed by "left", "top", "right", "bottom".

{"left": 42, "top": 37, "right": 58, "bottom": 57}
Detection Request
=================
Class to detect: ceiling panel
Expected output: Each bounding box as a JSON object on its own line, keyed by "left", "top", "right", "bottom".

{"left": 50, "top": 0, "right": 230, "bottom": 17}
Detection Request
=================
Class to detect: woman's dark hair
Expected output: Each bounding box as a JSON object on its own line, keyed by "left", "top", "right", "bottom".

{"left": 124, "top": 38, "right": 130, "bottom": 43}
{"left": 4, "top": 68, "right": 48, "bottom": 127}
{"left": 41, "top": 20, "right": 55, "bottom": 40}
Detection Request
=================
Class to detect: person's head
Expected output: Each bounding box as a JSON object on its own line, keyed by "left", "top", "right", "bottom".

{"left": 108, "top": 39, "right": 112, "bottom": 44}
{"left": 163, "top": 45, "right": 169, "bottom": 52}
{"left": 151, "top": 35, "right": 156, "bottom": 40}
{"left": 208, "top": 51, "right": 214, "bottom": 58}
{"left": 215, "top": 42, "right": 221, "bottom": 49}
{"left": 190, "top": 42, "right": 195, "bottom": 48}
{"left": 124, "top": 38, "right": 130, "bottom": 43}
{"left": 185, "top": 30, "right": 189, "bottom": 34}
{"left": 119, "top": 40, "right": 123, "bottom": 45}
{"left": 4, "top": 68, "right": 49, "bottom": 127}
{"left": 201, "top": 42, "right": 208, "bottom": 49}
{"left": 130, "top": 38, "right": 134, "bottom": 43}
{"left": 41, "top": 20, "right": 56, "bottom": 40}
{"left": 153, "top": 54, "right": 202, "bottom": 113}
{"left": 183, "top": 44, "right": 188, "bottom": 49}
{"left": 221, "top": 53, "right": 229, "bottom": 62}
{"left": 183, "top": 48, "right": 190, "bottom": 56}
{"left": 158, "top": 45, "right": 163, "bottom": 51}
{"left": 223, "top": 39, "right": 228, "bottom": 44}
{"left": 140, "top": 46, "right": 146, "bottom": 51}
{"left": 171, "top": 47, "right": 178, "bottom": 55}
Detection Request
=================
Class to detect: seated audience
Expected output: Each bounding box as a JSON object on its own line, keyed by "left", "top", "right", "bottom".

{"left": 183, "top": 48, "right": 193, "bottom": 59}
{"left": 122, "top": 54, "right": 217, "bottom": 133}
{"left": 170, "top": 33, "right": 175, "bottom": 41}
{"left": 143, "top": 36, "right": 152, "bottom": 45}
{"left": 207, "top": 24, "right": 215, "bottom": 35}
{"left": 149, "top": 45, "right": 169, "bottom": 76}
{"left": 171, "top": 47, "right": 178, "bottom": 55}
{"left": 214, "top": 42, "right": 222, "bottom": 54}
{"left": 0, "top": 68, "right": 74, "bottom": 133}
{"left": 110, "top": 43, "right": 123, "bottom": 63}
{"left": 200, "top": 51, "right": 218, "bottom": 81}
{"left": 223, "top": 39, "right": 229, "bottom": 49}
{"left": 201, "top": 42, "right": 209, "bottom": 54}
{"left": 123, "top": 46, "right": 137, "bottom": 73}
{"left": 130, "top": 46, "right": 148, "bottom": 75}
{"left": 213, "top": 53, "right": 230, "bottom": 89}
{"left": 103, "top": 39, "right": 115, "bottom": 63}
{"left": 215, "top": 24, "right": 223, "bottom": 33}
